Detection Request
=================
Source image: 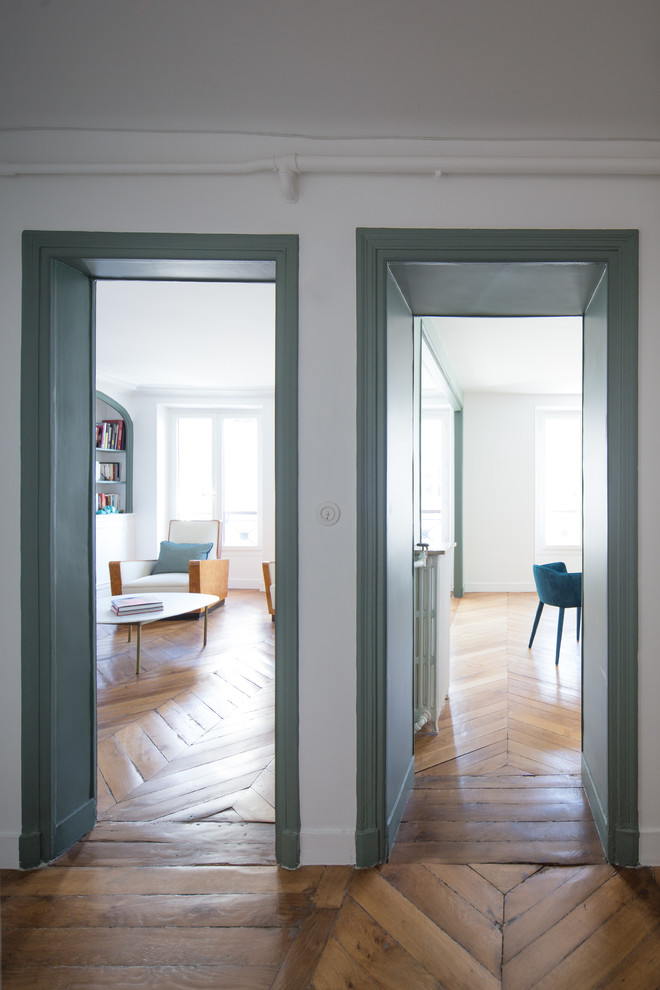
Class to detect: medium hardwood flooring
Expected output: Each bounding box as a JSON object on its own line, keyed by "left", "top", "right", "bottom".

{"left": 3, "top": 591, "right": 660, "bottom": 988}
{"left": 396, "top": 592, "right": 602, "bottom": 865}
{"left": 94, "top": 588, "right": 276, "bottom": 863}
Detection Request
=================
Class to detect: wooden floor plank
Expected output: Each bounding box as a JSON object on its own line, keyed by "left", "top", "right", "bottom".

{"left": 382, "top": 863, "right": 502, "bottom": 976}
{"left": 270, "top": 908, "right": 338, "bottom": 990}
{"left": 424, "top": 863, "right": 504, "bottom": 925}
{"left": 501, "top": 870, "right": 646, "bottom": 990}
{"left": 349, "top": 869, "right": 501, "bottom": 990}
{"left": 311, "top": 934, "right": 382, "bottom": 989}
{"left": 323, "top": 895, "right": 440, "bottom": 989}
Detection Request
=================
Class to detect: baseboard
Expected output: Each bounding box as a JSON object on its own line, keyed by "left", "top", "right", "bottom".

{"left": 0, "top": 831, "right": 20, "bottom": 869}
{"left": 299, "top": 828, "right": 356, "bottom": 866}
{"left": 582, "top": 754, "right": 609, "bottom": 856}
{"left": 639, "top": 828, "right": 660, "bottom": 866}
{"left": 387, "top": 756, "right": 415, "bottom": 854}
{"left": 464, "top": 582, "right": 537, "bottom": 593}
{"left": 229, "top": 579, "right": 263, "bottom": 590}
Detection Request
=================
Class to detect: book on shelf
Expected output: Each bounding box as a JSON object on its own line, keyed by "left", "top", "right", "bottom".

{"left": 111, "top": 595, "right": 164, "bottom": 615}
{"left": 95, "top": 418, "right": 125, "bottom": 451}
{"left": 96, "top": 461, "right": 120, "bottom": 482}
{"left": 96, "top": 492, "right": 121, "bottom": 512}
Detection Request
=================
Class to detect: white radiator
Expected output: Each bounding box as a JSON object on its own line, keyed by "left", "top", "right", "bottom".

{"left": 414, "top": 547, "right": 451, "bottom": 733}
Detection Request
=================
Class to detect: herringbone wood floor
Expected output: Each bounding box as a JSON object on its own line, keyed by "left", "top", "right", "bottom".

{"left": 2, "top": 592, "right": 659, "bottom": 988}
{"left": 93, "top": 588, "right": 276, "bottom": 864}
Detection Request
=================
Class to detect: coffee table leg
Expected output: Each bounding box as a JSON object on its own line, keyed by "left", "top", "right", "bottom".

{"left": 136, "top": 624, "right": 141, "bottom": 675}
{"left": 203, "top": 606, "right": 209, "bottom": 647}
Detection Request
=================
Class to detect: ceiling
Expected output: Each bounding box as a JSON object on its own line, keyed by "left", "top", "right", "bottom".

{"left": 392, "top": 261, "right": 599, "bottom": 396}
{"left": 95, "top": 280, "right": 276, "bottom": 391}
{"left": 95, "top": 262, "right": 591, "bottom": 394}
{"left": 2, "top": 1, "right": 659, "bottom": 140}
{"left": 425, "top": 316, "right": 583, "bottom": 395}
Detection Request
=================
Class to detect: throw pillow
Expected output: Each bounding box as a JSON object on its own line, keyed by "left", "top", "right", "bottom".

{"left": 151, "top": 541, "right": 214, "bottom": 574}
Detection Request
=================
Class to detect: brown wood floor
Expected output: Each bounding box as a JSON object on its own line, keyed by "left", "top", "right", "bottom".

{"left": 2, "top": 591, "right": 659, "bottom": 988}
{"left": 94, "top": 588, "right": 276, "bottom": 863}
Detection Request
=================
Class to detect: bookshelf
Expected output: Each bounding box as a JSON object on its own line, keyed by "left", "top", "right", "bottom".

{"left": 95, "top": 392, "right": 133, "bottom": 514}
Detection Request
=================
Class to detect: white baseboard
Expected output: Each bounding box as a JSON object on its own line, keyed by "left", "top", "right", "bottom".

{"left": 464, "top": 583, "right": 537, "bottom": 593}
{"left": 299, "top": 828, "right": 356, "bottom": 866}
{"left": 639, "top": 828, "right": 660, "bottom": 866}
{"left": 0, "top": 831, "right": 20, "bottom": 869}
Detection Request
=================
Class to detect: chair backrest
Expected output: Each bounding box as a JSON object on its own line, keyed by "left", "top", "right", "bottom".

{"left": 168, "top": 519, "right": 221, "bottom": 559}
{"left": 533, "top": 561, "right": 581, "bottom": 608}
{"left": 262, "top": 560, "right": 275, "bottom": 615}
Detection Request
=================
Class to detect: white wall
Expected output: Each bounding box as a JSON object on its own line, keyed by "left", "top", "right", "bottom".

{"left": 1, "top": 160, "right": 660, "bottom": 867}
{"left": 463, "top": 393, "right": 582, "bottom": 591}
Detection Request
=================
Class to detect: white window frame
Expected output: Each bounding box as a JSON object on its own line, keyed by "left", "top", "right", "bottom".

{"left": 167, "top": 406, "right": 264, "bottom": 551}
{"left": 535, "top": 406, "right": 582, "bottom": 554}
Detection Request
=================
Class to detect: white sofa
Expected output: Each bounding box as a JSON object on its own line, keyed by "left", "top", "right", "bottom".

{"left": 109, "top": 519, "right": 229, "bottom": 607}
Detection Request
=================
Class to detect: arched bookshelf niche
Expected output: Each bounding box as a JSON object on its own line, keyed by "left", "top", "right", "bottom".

{"left": 95, "top": 391, "right": 133, "bottom": 514}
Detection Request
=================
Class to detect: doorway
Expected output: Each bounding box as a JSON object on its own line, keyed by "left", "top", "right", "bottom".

{"left": 20, "top": 231, "right": 300, "bottom": 869}
{"left": 356, "top": 228, "right": 638, "bottom": 868}
{"left": 93, "top": 278, "right": 276, "bottom": 833}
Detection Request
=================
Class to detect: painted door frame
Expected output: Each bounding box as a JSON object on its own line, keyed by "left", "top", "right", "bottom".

{"left": 356, "top": 228, "right": 639, "bottom": 867}
{"left": 20, "top": 230, "right": 300, "bottom": 869}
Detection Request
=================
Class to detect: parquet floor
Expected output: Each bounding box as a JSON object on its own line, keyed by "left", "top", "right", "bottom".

{"left": 396, "top": 592, "right": 602, "bottom": 864}
{"left": 93, "top": 588, "right": 276, "bottom": 863}
{"left": 2, "top": 592, "right": 660, "bottom": 988}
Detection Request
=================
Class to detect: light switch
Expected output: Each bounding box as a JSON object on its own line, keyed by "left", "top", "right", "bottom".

{"left": 317, "top": 501, "right": 341, "bottom": 526}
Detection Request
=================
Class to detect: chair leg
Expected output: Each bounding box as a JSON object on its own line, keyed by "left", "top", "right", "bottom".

{"left": 528, "top": 601, "right": 544, "bottom": 648}
{"left": 576, "top": 605, "right": 581, "bottom": 641}
{"left": 555, "top": 608, "right": 565, "bottom": 665}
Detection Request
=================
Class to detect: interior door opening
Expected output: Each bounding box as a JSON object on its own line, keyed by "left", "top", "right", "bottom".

{"left": 93, "top": 277, "right": 276, "bottom": 838}
{"left": 356, "top": 229, "right": 638, "bottom": 869}
{"left": 411, "top": 311, "right": 591, "bottom": 862}
{"left": 20, "top": 232, "right": 299, "bottom": 870}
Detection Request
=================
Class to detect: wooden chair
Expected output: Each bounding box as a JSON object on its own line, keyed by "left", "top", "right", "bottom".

{"left": 109, "top": 519, "right": 229, "bottom": 609}
{"left": 262, "top": 561, "right": 275, "bottom": 621}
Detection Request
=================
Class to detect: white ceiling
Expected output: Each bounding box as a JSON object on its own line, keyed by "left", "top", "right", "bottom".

{"left": 95, "top": 280, "right": 275, "bottom": 391}
{"left": 427, "top": 316, "right": 583, "bottom": 395}
{"left": 2, "top": 0, "right": 659, "bottom": 140}
{"left": 94, "top": 280, "right": 580, "bottom": 396}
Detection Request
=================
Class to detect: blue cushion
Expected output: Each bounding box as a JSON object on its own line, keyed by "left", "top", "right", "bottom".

{"left": 151, "top": 541, "right": 214, "bottom": 574}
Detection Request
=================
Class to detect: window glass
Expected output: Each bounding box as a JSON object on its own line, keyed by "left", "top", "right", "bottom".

{"left": 223, "top": 417, "right": 259, "bottom": 547}
{"left": 172, "top": 411, "right": 261, "bottom": 548}
{"left": 536, "top": 409, "right": 582, "bottom": 550}
{"left": 420, "top": 414, "right": 446, "bottom": 546}
{"left": 176, "top": 417, "right": 213, "bottom": 519}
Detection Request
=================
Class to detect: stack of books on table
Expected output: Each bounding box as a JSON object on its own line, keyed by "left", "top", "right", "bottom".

{"left": 111, "top": 596, "right": 164, "bottom": 616}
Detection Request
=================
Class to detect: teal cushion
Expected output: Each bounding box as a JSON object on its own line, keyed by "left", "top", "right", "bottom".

{"left": 151, "top": 541, "right": 214, "bottom": 574}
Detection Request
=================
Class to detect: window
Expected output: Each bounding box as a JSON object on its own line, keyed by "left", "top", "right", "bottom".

{"left": 420, "top": 409, "right": 451, "bottom": 547}
{"left": 419, "top": 335, "right": 454, "bottom": 549}
{"left": 535, "top": 407, "right": 582, "bottom": 551}
{"left": 170, "top": 409, "right": 262, "bottom": 548}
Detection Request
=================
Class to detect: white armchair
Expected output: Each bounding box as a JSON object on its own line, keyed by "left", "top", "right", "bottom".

{"left": 109, "top": 519, "right": 229, "bottom": 607}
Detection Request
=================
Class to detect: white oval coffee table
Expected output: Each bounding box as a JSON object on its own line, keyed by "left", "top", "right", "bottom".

{"left": 97, "top": 592, "right": 220, "bottom": 674}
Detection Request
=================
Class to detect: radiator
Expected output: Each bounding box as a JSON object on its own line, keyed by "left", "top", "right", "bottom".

{"left": 414, "top": 547, "right": 451, "bottom": 733}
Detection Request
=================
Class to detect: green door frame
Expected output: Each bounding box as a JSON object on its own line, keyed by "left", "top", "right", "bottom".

{"left": 21, "top": 230, "right": 300, "bottom": 869}
{"left": 356, "top": 228, "right": 639, "bottom": 867}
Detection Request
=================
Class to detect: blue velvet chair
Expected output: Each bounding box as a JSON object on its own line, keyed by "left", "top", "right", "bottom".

{"left": 528, "top": 561, "right": 582, "bottom": 665}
